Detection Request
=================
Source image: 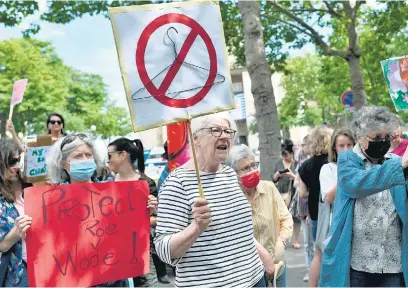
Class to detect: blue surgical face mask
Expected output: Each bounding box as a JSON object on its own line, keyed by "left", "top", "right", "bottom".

{"left": 69, "top": 160, "right": 96, "bottom": 182}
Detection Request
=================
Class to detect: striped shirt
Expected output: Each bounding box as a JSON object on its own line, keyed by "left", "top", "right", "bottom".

{"left": 154, "top": 166, "right": 264, "bottom": 287}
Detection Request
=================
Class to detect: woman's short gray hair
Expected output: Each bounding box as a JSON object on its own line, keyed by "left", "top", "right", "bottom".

{"left": 351, "top": 106, "right": 399, "bottom": 137}
{"left": 225, "top": 144, "right": 255, "bottom": 171}
{"left": 191, "top": 112, "right": 237, "bottom": 141}
{"left": 46, "top": 135, "right": 105, "bottom": 183}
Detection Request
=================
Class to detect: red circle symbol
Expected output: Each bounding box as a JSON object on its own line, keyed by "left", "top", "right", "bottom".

{"left": 136, "top": 13, "right": 217, "bottom": 108}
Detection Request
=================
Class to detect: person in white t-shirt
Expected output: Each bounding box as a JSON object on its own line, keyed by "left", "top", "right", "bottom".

{"left": 320, "top": 129, "right": 356, "bottom": 205}
{"left": 309, "top": 128, "right": 355, "bottom": 286}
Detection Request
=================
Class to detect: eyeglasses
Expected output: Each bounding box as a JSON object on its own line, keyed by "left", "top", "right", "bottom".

{"left": 366, "top": 134, "right": 392, "bottom": 142}
{"left": 239, "top": 162, "right": 259, "bottom": 173}
{"left": 107, "top": 151, "right": 122, "bottom": 160}
{"left": 9, "top": 157, "right": 21, "bottom": 167}
{"left": 61, "top": 133, "right": 87, "bottom": 150}
{"left": 200, "top": 127, "right": 236, "bottom": 139}
{"left": 49, "top": 120, "right": 62, "bottom": 125}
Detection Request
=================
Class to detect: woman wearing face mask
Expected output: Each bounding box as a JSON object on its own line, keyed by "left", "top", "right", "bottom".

{"left": 226, "top": 144, "right": 293, "bottom": 287}
{"left": 46, "top": 134, "right": 125, "bottom": 287}
{"left": 320, "top": 106, "right": 408, "bottom": 287}
{"left": 0, "top": 139, "right": 33, "bottom": 287}
{"left": 390, "top": 118, "right": 408, "bottom": 156}
{"left": 107, "top": 138, "right": 159, "bottom": 287}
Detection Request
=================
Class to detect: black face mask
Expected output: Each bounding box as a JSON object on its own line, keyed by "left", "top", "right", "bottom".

{"left": 364, "top": 140, "right": 391, "bottom": 159}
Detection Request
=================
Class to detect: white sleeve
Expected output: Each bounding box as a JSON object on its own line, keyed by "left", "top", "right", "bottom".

{"left": 319, "top": 164, "right": 336, "bottom": 203}
{"left": 154, "top": 173, "right": 190, "bottom": 266}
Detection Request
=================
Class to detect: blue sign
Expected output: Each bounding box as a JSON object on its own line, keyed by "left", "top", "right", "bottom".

{"left": 341, "top": 90, "right": 353, "bottom": 106}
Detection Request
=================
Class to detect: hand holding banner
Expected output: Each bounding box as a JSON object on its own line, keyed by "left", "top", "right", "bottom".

{"left": 25, "top": 181, "right": 150, "bottom": 287}
{"left": 9, "top": 79, "right": 28, "bottom": 120}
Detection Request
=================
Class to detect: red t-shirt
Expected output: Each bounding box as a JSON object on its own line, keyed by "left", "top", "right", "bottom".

{"left": 391, "top": 138, "right": 408, "bottom": 156}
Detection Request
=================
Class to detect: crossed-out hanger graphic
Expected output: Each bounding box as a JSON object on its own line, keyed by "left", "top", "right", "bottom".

{"left": 133, "top": 13, "right": 226, "bottom": 108}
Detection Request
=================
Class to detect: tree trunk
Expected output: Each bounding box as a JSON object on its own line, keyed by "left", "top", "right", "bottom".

{"left": 0, "top": 112, "right": 6, "bottom": 139}
{"left": 347, "top": 55, "right": 367, "bottom": 110}
{"left": 238, "top": 1, "right": 282, "bottom": 180}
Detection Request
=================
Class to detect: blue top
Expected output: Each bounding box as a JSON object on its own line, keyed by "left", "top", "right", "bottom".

{"left": 0, "top": 197, "right": 24, "bottom": 286}
{"left": 319, "top": 150, "right": 408, "bottom": 287}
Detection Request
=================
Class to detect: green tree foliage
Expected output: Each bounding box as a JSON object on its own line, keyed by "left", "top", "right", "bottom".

{"left": 0, "top": 38, "right": 131, "bottom": 138}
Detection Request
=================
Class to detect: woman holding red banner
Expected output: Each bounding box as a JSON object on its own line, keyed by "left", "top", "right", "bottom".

{"left": 154, "top": 113, "right": 268, "bottom": 287}
{"left": 0, "top": 139, "right": 33, "bottom": 287}
{"left": 46, "top": 133, "right": 126, "bottom": 287}
{"left": 107, "top": 137, "right": 159, "bottom": 287}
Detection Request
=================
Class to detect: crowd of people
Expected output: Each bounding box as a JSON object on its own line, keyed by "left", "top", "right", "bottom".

{"left": 1, "top": 105, "right": 408, "bottom": 287}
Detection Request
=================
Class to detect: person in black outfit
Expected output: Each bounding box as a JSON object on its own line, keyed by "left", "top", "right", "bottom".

{"left": 298, "top": 126, "right": 331, "bottom": 287}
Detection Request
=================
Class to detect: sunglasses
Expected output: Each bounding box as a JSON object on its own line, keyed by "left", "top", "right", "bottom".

{"left": 61, "top": 133, "right": 87, "bottom": 150}
{"left": 9, "top": 157, "right": 21, "bottom": 167}
{"left": 107, "top": 151, "right": 122, "bottom": 160}
{"left": 49, "top": 120, "right": 62, "bottom": 125}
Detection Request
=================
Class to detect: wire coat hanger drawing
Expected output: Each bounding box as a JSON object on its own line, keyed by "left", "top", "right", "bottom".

{"left": 132, "top": 26, "right": 225, "bottom": 101}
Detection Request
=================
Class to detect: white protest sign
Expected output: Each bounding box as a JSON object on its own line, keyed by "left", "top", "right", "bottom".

{"left": 26, "top": 146, "right": 49, "bottom": 178}
{"left": 109, "top": 0, "right": 234, "bottom": 132}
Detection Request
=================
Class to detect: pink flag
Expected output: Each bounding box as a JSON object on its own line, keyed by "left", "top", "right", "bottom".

{"left": 10, "top": 79, "right": 28, "bottom": 106}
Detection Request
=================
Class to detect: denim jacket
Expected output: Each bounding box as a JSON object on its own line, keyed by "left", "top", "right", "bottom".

{"left": 319, "top": 150, "right": 408, "bottom": 287}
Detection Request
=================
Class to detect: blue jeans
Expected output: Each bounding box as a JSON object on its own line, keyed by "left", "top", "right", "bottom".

{"left": 311, "top": 220, "right": 318, "bottom": 241}
{"left": 301, "top": 218, "right": 314, "bottom": 271}
{"left": 350, "top": 268, "right": 404, "bottom": 287}
{"left": 274, "top": 265, "right": 287, "bottom": 288}
{"left": 5, "top": 265, "right": 27, "bottom": 287}
{"left": 253, "top": 274, "right": 267, "bottom": 287}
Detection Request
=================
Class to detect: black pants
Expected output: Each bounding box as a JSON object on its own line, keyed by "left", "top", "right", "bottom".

{"left": 152, "top": 252, "right": 168, "bottom": 278}
{"left": 350, "top": 268, "right": 404, "bottom": 287}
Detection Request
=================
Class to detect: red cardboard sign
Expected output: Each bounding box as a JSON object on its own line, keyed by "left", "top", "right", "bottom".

{"left": 24, "top": 181, "right": 150, "bottom": 287}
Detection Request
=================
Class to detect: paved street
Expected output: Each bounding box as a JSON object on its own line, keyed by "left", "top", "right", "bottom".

{"left": 159, "top": 239, "right": 309, "bottom": 287}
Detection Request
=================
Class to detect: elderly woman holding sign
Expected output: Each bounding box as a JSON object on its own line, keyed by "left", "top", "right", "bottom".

{"left": 155, "top": 113, "right": 269, "bottom": 287}
{"left": 46, "top": 134, "right": 126, "bottom": 287}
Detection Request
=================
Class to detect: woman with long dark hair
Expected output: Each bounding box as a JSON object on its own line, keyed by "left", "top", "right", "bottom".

{"left": 107, "top": 137, "right": 159, "bottom": 287}
{"left": 0, "top": 139, "right": 32, "bottom": 287}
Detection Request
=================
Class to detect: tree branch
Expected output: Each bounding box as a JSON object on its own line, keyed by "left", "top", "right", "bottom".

{"left": 269, "top": 2, "right": 349, "bottom": 59}
{"left": 288, "top": 8, "right": 332, "bottom": 14}
{"left": 268, "top": 14, "right": 314, "bottom": 38}
{"left": 322, "top": 1, "right": 342, "bottom": 18}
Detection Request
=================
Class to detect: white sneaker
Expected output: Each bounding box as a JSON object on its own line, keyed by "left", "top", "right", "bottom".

{"left": 303, "top": 273, "right": 309, "bottom": 282}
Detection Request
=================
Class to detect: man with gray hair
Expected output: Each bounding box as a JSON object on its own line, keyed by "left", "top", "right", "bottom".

{"left": 226, "top": 144, "right": 293, "bottom": 287}
{"left": 320, "top": 106, "right": 408, "bottom": 287}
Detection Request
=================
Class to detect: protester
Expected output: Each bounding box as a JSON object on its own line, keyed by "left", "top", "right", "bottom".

{"left": 46, "top": 113, "right": 66, "bottom": 140}
{"left": 390, "top": 118, "right": 408, "bottom": 156}
{"left": 154, "top": 113, "right": 267, "bottom": 287}
{"left": 46, "top": 133, "right": 124, "bottom": 287}
{"left": 0, "top": 139, "right": 33, "bottom": 287}
{"left": 6, "top": 121, "right": 24, "bottom": 152}
{"left": 107, "top": 137, "right": 160, "bottom": 287}
{"left": 320, "top": 106, "right": 408, "bottom": 287}
{"left": 272, "top": 140, "right": 300, "bottom": 249}
{"left": 310, "top": 129, "right": 355, "bottom": 286}
{"left": 298, "top": 126, "right": 331, "bottom": 287}
{"left": 226, "top": 144, "right": 293, "bottom": 287}
{"left": 293, "top": 135, "right": 314, "bottom": 282}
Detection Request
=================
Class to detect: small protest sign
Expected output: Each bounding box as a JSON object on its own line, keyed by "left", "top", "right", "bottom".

{"left": 26, "top": 146, "right": 49, "bottom": 178}
{"left": 109, "top": 0, "right": 235, "bottom": 132}
{"left": 25, "top": 181, "right": 150, "bottom": 287}
{"left": 25, "top": 135, "right": 53, "bottom": 185}
{"left": 381, "top": 56, "right": 408, "bottom": 111}
{"left": 9, "top": 79, "right": 28, "bottom": 120}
